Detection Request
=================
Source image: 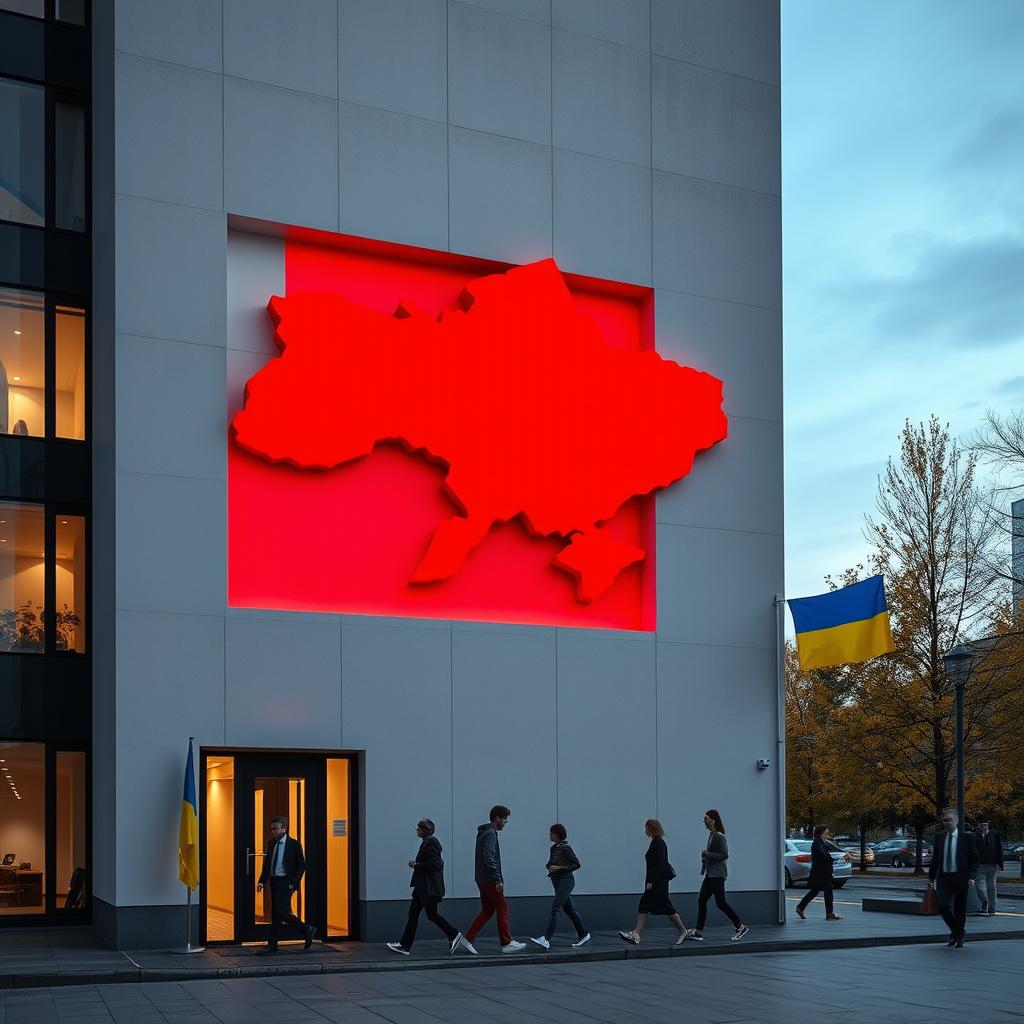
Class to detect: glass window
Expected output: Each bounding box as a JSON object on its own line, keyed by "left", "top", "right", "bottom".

{"left": 0, "top": 503, "right": 45, "bottom": 653}
{"left": 205, "top": 757, "right": 234, "bottom": 941}
{"left": 0, "top": 78, "right": 44, "bottom": 227}
{"left": 55, "top": 751, "right": 86, "bottom": 911}
{"left": 0, "top": 287, "right": 45, "bottom": 437}
{"left": 55, "top": 0, "right": 85, "bottom": 25}
{"left": 0, "top": 742, "right": 45, "bottom": 915}
{"left": 54, "top": 103, "right": 86, "bottom": 232}
{"left": 326, "top": 758, "right": 350, "bottom": 937}
{"left": 56, "top": 305, "right": 86, "bottom": 439}
{"left": 55, "top": 514, "right": 85, "bottom": 652}
{"left": 0, "top": 1, "right": 44, "bottom": 20}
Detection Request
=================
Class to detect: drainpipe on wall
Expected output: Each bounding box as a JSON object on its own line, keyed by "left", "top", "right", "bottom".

{"left": 774, "top": 594, "right": 787, "bottom": 925}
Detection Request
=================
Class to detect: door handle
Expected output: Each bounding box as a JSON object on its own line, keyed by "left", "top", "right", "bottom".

{"left": 246, "top": 849, "right": 265, "bottom": 876}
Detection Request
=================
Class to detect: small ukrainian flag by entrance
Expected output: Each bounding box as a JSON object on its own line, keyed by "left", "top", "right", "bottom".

{"left": 178, "top": 738, "right": 200, "bottom": 891}
{"left": 788, "top": 575, "right": 895, "bottom": 671}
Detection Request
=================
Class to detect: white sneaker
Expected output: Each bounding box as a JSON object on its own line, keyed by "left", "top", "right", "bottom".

{"left": 674, "top": 931, "right": 689, "bottom": 945}
{"left": 448, "top": 932, "right": 463, "bottom": 955}
{"left": 731, "top": 924, "right": 749, "bottom": 941}
{"left": 618, "top": 930, "right": 640, "bottom": 945}
{"left": 530, "top": 936, "right": 550, "bottom": 950}
{"left": 572, "top": 933, "right": 591, "bottom": 947}
{"left": 501, "top": 940, "right": 526, "bottom": 953}
{"left": 386, "top": 942, "right": 410, "bottom": 955}
{"left": 459, "top": 936, "right": 478, "bottom": 956}
{"left": 686, "top": 929, "right": 704, "bottom": 942}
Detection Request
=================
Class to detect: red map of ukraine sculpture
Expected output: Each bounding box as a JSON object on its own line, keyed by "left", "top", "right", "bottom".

{"left": 232, "top": 258, "right": 727, "bottom": 603}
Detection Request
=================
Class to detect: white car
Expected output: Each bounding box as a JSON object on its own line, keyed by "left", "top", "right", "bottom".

{"left": 784, "top": 839, "right": 853, "bottom": 888}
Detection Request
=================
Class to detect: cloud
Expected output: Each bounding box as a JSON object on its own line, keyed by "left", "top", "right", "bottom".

{"left": 944, "top": 108, "right": 1024, "bottom": 175}
{"left": 992, "top": 376, "right": 1024, "bottom": 399}
{"left": 839, "top": 234, "right": 1024, "bottom": 348}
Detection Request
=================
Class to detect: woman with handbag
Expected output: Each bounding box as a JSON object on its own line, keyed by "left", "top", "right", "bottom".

{"left": 619, "top": 819, "right": 690, "bottom": 945}
{"left": 795, "top": 824, "right": 850, "bottom": 920}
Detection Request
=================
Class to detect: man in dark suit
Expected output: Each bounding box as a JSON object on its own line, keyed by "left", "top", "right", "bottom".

{"left": 257, "top": 816, "right": 316, "bottom": 953}
{"left": 928, "top": 808, "right": 979, "bottom": 948}
{"left": 974, "top": 821, "right": 1003, "bottom": 915}
{"left": 387, "top": 819, "right": 462, "bottom": 956}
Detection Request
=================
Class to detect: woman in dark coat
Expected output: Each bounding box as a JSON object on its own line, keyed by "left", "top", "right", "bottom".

{"left": 619, "top": 819, "right": 689, "bottom": 945}
{"left": 530, "top": 823, "right": 591, "bottom": 949}
{"left": 387, "top": 819, "right": 462, "bottom": 955}
{"left": 795, "top": 824, "right": 850, "bottom": 920}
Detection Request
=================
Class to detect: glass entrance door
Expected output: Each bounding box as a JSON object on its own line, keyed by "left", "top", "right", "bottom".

{"left": 233, "top": 754, "right": 325, "bottom": 945}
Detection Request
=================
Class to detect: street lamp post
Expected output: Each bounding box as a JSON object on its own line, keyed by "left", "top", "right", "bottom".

{"left": 942, "top": 643, "right": 975, "bottom": 828}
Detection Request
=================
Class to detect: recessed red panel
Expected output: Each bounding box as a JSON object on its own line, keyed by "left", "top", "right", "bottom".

{"left": 228, "top": 232, "right": 727, "bottom": 631}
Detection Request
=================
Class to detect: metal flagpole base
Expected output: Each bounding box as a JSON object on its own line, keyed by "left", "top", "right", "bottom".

{"left": 170, "top": 943, "right": 207, "bottom": 954}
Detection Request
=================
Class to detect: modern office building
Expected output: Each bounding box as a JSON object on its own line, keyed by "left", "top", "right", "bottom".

{"left": 1, "top": 1, "right": 783, "bottom": 949}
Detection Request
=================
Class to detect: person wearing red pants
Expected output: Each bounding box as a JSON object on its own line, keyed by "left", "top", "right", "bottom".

{"left": 455, "top": 805, "right": 525, "bottom": 955}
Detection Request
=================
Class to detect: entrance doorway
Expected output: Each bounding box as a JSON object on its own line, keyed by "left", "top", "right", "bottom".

{"left": 200, "top": 750, "right": 355, "bottom": 944}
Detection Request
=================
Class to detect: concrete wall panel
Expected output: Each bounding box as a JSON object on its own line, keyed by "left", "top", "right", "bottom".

{"left": 448, "top": 2, "right": 552, "bottom": 145}
{"left": 552, "top": 0, "right": 650, "bottom": 49}
{"left": 341, "top": 621, "right": 453, "bottom": 900}
{"left": 224, "top": 78, "right": 339, "bottom": 232}
{"left": 225, "top": 0, "right": 338, "bottom": 97}
{"left": 553, "top": 148, "right": 651, "bottom": 285}
{"left": 340, "top": 104, "right": 448, "bottom": 250}
{"left": 340, "top": 0, "right": 447, "bottom": 122}
{"left": 552, "top": 31, "right": 650, "bottom": 165}
{"left": 115, "top": 196, "right": 226, "bottom": 346}
{"left": 225, "top": 613, "right": 343, "bottom": 749}
{"left": 115, "top": 54, "right": 223, "bottom": 209}
{"left": 451, "top": 629, "right": 557, "bottom": 899}
{"left": 115, "top": 0, "right": 223, "bottom": 72}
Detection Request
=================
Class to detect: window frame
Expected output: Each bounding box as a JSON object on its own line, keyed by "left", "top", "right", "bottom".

{"left": 0, "top": 72, "right": 89, "bottom": 237}
{"left": 0, "top": 498, "right": 89, "bottom": 656}
{"left": 0, "top": 282, "right": 89, "bottom": 443}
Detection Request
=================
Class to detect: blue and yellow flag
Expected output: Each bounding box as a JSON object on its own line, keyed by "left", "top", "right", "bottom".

{"left": 178, "top": 738, "right": 199, "bottom": 891}
{"left": 788, "top": 575, "right": 895, "bottom": 671}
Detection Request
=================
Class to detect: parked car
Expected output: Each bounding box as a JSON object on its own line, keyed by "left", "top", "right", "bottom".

{"left": 1000, "top": 840, "right": 1023, "bottom": 862}
{"left": 783, "top": 839, "right": 853, "bottom": 888}
{"left": 872, "top": 838, "right": 932, "bottom": 868}
{"left": 837, "top": 841, "right": 875, "bottom": 866}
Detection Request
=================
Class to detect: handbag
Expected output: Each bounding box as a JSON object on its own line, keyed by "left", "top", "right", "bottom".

{"left": 921, "top": 886, "right": 938, "bottom": 915}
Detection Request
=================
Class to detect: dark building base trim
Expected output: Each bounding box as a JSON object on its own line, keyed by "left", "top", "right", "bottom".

{"left": 93, "top": 896, "right": 199, "bottom": 950}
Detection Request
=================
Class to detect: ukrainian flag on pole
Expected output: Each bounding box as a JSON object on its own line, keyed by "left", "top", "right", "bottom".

{"left": 788, "top": 575, "right": 895, "bottom": 671}
{"left": 178, "top": 738, "right": 199, "bottom": 891}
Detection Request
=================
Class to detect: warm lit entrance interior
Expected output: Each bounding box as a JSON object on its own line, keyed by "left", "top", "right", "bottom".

{"left": 201, "top": 750, "right": 354, "bottom": 944}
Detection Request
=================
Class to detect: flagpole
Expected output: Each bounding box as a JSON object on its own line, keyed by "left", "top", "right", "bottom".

{"left": 774, "top": 595, "right": 787, "bottom": 925}
{"left": 171, "top": 737, "right": 205, "bottom": 954}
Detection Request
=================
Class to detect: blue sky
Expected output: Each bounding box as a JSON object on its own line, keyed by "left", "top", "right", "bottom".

{"left": 781, "top": 0, "right": 1024, "bottom": 600}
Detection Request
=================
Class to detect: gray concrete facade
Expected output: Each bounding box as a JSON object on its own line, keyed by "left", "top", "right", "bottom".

{"left": 91, "top": 0, "right": 782, "bottom": 947}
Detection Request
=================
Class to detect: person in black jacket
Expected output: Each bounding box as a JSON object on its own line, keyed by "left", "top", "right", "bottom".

{"left": 974, "top": 821, "right": 1003, "bottom": 915}
{"left": 256, "top": 816, "right": 316, "bottom": 953}
{"left": 795, "top": 825, "right": 850, "bottom": 921}
{"left": 387, "top": 819, "right": 462, "bottom": 956}
{"left": 929, "top": 808, "right": 980, "bottom": 947}
{"left": 619, "top": 819, "right": 690, "bottom": 945}
{"left": 530, "top": 824, "right": 590, "bottom": 949}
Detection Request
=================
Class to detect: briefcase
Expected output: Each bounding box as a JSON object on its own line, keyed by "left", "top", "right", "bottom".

{"left": 921, "top": 887, "right": 938, "bottom": 915}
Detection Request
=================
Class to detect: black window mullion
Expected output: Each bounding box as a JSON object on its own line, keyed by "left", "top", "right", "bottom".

{"left": 44, "top": 292, "right": 56, "bottom": 438}
{"left": 43, "top": 503, "right": 55, "bottom": 651}
{"left": 44, "top": 742, "right": 57, "bottom": 915}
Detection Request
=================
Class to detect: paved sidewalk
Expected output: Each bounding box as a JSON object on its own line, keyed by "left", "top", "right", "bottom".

{"left": 2, "top": 893, "right": 1022, "bottom": 991}
{"left": 2, "top": 939, "right": 1023, "bottom": 1024}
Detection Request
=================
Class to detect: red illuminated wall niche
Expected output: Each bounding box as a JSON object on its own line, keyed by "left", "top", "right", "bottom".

{"left": 228, "top": 231, "right": 727, "bottom": 631}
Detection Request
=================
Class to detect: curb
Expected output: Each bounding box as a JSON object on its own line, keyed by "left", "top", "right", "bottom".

{"left": 3, "top": 927, "right": 1023, "bottom": 991}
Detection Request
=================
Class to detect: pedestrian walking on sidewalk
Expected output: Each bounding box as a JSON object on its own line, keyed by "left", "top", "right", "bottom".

{"left": 795, "top": 825, "right": 849, "bottom": 922}
{"left": 387, "top": 819, "right": 462, "bottom": 956}
{"left": 457, "top": 805, "right": 525, "bottom": 955}
{"left": 930, "top": 808, "right": 979, "bottom": 948}
{"left": 619, "top": 819, "right": 690, "bottom": 946}
{"left": 530, "top": 823, "right": 591, "bottom": 950}
{"left": 256, "top": 816, "right": 316, "bottom": 954}
{"left": 686, "top": 809, "right": 749, "bottom": 942}
{"left": 974, "top": 821, "right": 1003, "bottom": 915}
